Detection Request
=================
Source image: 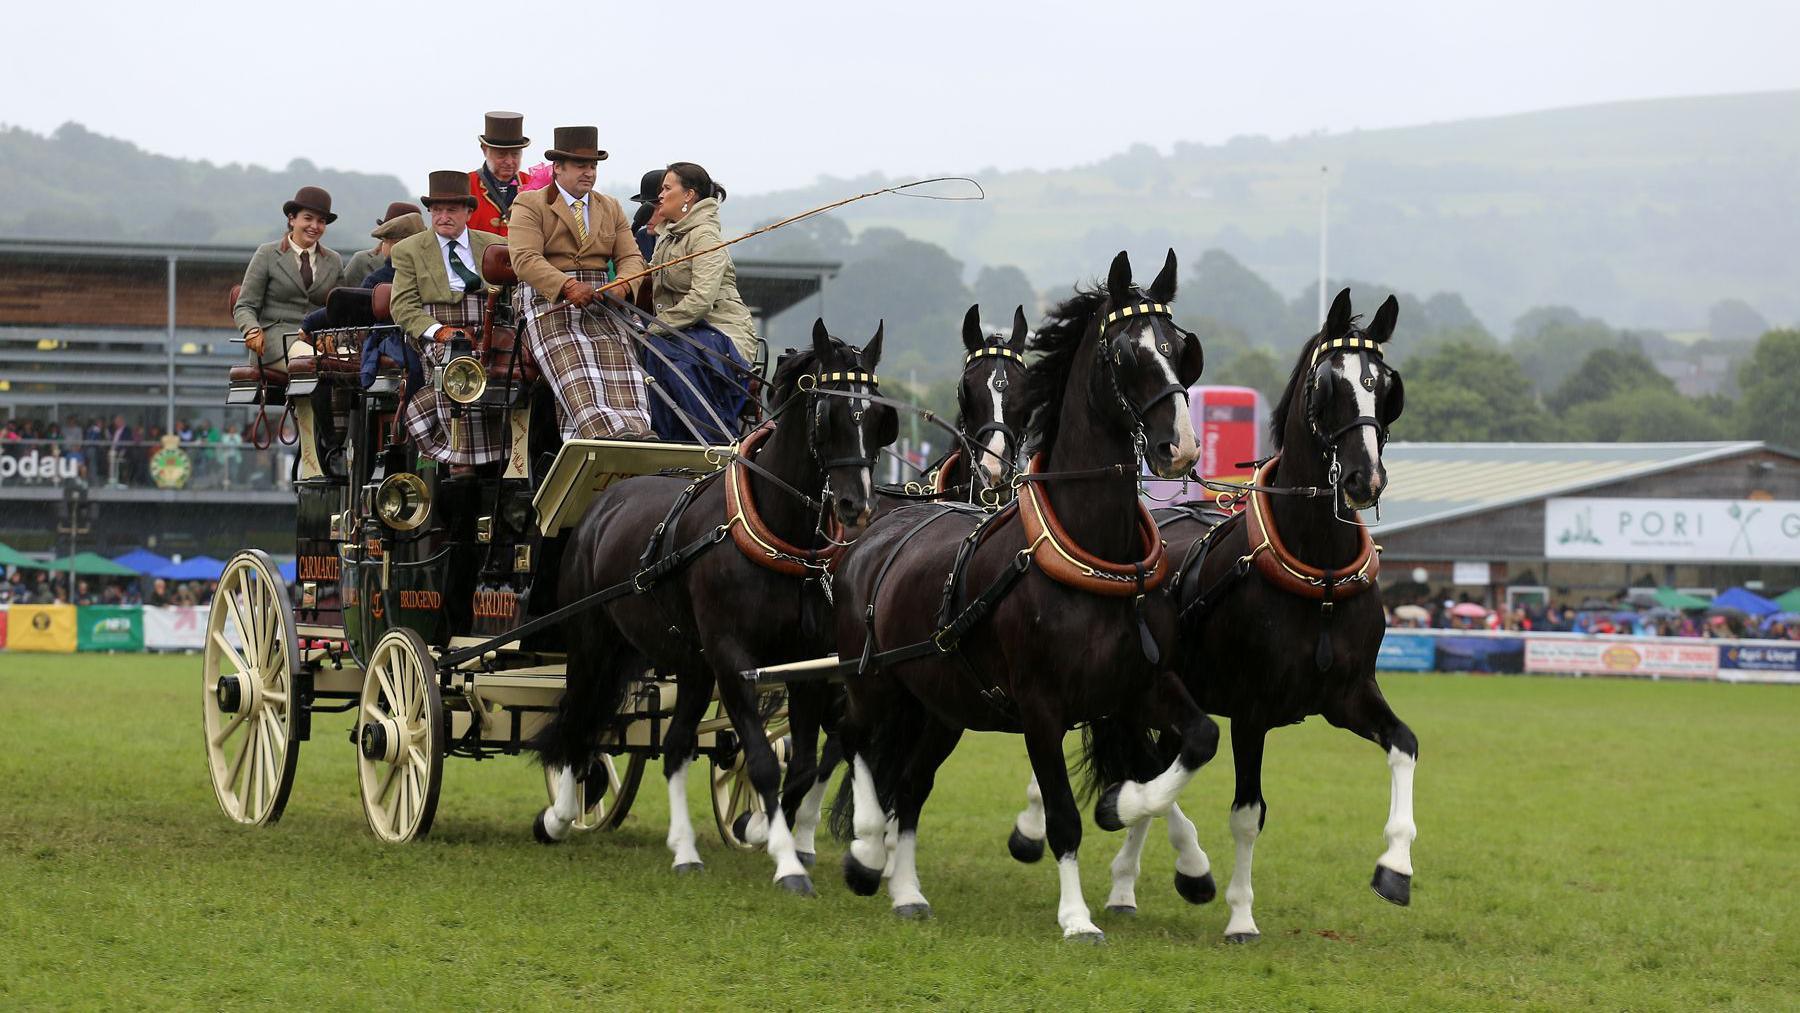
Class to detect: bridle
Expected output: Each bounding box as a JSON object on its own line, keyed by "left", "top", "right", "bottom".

{"left": 959, "top": 342, "right": 1025, "bottom": 484}
{"left": 794, "top": 368, "right": 884, "bottom": 472}
{"left": 1097, "top": 300, "right": 1195, "bottom": 463}
{"left": 1303, "top": 333, "right": 1398, "bottom": 526}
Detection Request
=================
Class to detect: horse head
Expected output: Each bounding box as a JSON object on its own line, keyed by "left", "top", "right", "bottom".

{"left": 958, "top": 303, "right": 1031, "bottom": 491}
{"left": 808, "top": 318, "right": 898, "bottom": 535}
{"left": 1099, "top": 249, "right": 1204, "bottom": 479}
{"left": 1301, "top": 288, "right": 1405, "bottom": 511}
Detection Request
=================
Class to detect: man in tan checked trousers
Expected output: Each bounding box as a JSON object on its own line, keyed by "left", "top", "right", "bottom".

{"left": 506, "top": 125, "right": 653, "bottom": 440}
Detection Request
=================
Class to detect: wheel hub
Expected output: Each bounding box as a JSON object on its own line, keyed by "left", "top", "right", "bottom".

{"left": 215, "top": 675, "right": 242, "bottom": 714}
{"left": 360, "top": 717, "right": 401, "bottom": 763}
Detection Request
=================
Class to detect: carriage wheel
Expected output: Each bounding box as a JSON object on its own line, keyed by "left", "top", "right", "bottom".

{"left": 355, "top": 629, "right": 445, "bottom": 843}
{"left": 202, "top": 550, "right": 301, "bottom": 827}
{"left": 709, "top": 695, "right": 792, "bottom": 850}
{"left": 542, "top": 753, "right": 647, "bottom": 832}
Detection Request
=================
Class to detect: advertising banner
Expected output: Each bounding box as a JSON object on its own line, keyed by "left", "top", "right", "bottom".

{"left": 1544, "top": 497, "right": 1800, "bottom": 562}
{"left": 1434, "top": 635, "right": 1525, "bottom": 674}
{"left": 77, "top": 605, "right": 143, "bottom": 652}
{"left": 144, "top": 605, "right": 211, "bottom": 652}
{"left": 1718, "top": 642, "right": 1800, "bottom": 684}
{"left": 1376, "top": 633, "right": 1437, "bottom": 671}
{"left": 5, "top": 604, "right": 78, "bottom": 653}
{"left": 0, "top": 605, "right": 8, "bottom": 649}
{"left": 1524, "top": 637, "right": 1717, "bottom": 679}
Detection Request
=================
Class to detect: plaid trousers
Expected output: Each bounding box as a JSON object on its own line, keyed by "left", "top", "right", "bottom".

{"left": 514, "top": 270, "right": 651, "bottom": 440}
{"left": 402, "top": 292, "right": 507, "bottom": 466}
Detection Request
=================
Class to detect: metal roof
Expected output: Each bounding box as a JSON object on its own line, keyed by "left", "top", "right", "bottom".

{"left": 1371, "top": 442, "right": 1784, "bottom": 533}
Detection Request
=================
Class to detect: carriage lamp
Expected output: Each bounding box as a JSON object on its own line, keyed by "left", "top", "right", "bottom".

{"left": 374, "top": 472, "right": 432, "bottom": 531}
{"left": 441, "top": 355, "right": 487, "bottom": 405}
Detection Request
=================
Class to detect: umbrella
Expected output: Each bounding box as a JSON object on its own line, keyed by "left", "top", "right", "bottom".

{"left": 1761, "top": 612, "right": 1800, "bottom": 629}
{"left": 1644, "top": 606, "right": 1682, "bottom": 621}
{"left": 0, "top": 541, "right": 42, "bottom": 569}
{"left": 1712, "top": 587, "right": 1779, "bottom": 618}
{"left": 153, "top": 555, "right": 227, "bottom": 582}
{"left": 1392, "top": 604, "right": 1430, "bottom": 622}
{"left": 1653, "top": 587, "right": 1711, "bottom": 610}
{"left": 278, "top": 559, "right": 297, "bottom": 583}
{"left": 44, "top": 551, "right": 140, "bottom": 577}
{"left": 111, "top": 548, "right": 172, "bottom": 575}
{"left": 1773, "top": 588, "right": 1800, "bottom": 613}
{"left": 1706, "top": 604, "right": 1749, "bottom": 621}
{"left": 1450, "top": 602, "right": 1488, "bottom": 619}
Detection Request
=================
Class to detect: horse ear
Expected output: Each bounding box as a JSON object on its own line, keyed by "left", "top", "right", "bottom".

{"left": 863, "top": 320, "right": 884, "bottom": 368}
{"left": 1107, "top": 250, "right": 1133, "bottom": 306}
{"left": 1010, "top": 306, "right": 1029, "bottom": 349}
{"left": 1324, "top": 287, "right": 1353, "bottom": 338}
{"left": 811, "top": 317, "right": 832, "bottom": 362}
{"left": 1148, "top": 248, "right": 1178, "bottom": 304}
{"left": 962, "top": 304, "right": 983, "bottom": 353}
{"left": 1368, "top": 294, "right": 1400, "bottom": 344}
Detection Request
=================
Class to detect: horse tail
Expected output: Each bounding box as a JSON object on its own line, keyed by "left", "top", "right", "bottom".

{"left": 1075, "top": 715, "right": 1163, "bottom": 803}
{"left": 529, "top": 600, "right": 638, "bottom": 773}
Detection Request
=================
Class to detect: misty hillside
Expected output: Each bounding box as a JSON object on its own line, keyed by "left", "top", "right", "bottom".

{"left": 0, "top": 123, "right": 408, "bottom": 246}
{"left": 728, "top": 90, "right": 1800, "bottom": 332}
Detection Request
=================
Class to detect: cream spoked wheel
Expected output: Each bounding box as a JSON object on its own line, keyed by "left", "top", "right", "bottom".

{"left": 541, "top": 753, "right": 646, "bottom": 833}
{"left": 355, "top": 629, "right": 445, "bottom": 843}
{"left": 202, "top": 549, "right": 301, "bottom": 826}
{"left": 710, "top": 694, "right": 792, "bottom": 850}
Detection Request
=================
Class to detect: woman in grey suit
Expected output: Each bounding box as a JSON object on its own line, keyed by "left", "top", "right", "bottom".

{"left": 233, "top": 186, "right": 345, "bottom": 365}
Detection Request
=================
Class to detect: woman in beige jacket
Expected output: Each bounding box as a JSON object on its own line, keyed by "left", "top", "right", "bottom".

{"left": 649, "top": 163, "right": 760, "bottom": 365}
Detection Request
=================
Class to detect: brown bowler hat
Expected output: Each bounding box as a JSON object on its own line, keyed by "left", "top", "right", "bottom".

{"left": 544, "top": 126, "right": 608, "bottom": 162}
{"left": 378, "top": 201, "right": 421, "bottom": 225}
{"left": 478, "top": 111, "right": 529, "bottom": 149}
{"left": 421, "top": 170, "right": 478, "bottom": 209}
{"left": 282, "top": 186, "right": 338, "bottom": 223}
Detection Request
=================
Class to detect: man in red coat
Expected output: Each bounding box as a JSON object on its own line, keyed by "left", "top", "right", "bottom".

{"left": 470, "top": 111, "right": 529, "bottom": 236}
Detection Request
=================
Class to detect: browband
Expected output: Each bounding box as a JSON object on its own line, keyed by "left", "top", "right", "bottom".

{"left": 1100, "top": 302, "right": 1173, "bottom": 329}
{"left": 800, "top": 370, "right": 881, "bottom": 389}
{"left": 964, "top": 346, "right": 1024, "bottom": 366}
{"left": 1310, "top": 335, "right": 1384, "bottom": 367}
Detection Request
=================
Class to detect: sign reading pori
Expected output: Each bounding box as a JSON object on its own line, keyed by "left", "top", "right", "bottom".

{"left": 1544, "top": 497, "right": 1800, "bottom": 562}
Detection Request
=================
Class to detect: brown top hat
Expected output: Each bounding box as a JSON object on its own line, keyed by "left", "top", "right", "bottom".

{"left": 282, "top": 186, "right": 338, "bottom": 223}
{"left": 378, "top": 201, "right": 421, "bottom": 225}
{"left": 420, "top": 170, "right": 478, "bottom": 209}
{"left": 478, "top": 111, "right": 529, "bottom": 149}
{"left": 544, "top": 126, "right": 608, "bottom": 163}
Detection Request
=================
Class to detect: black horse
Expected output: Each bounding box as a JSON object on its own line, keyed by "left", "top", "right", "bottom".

{"left": 1073, "top": 288, "right": 1414, "bottom": 941}
{"left": 831, "top": 251, "right": 1216, "bottom": 940}
{"left": 531, "top": 320, "right": 896, "bottom": 895}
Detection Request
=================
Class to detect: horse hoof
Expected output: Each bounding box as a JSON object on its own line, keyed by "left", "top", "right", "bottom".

{"left": 1104, "top": 904, "right": 1137, "bottom": 916}
{"left": 1094, "top": 784, "right": 1125, "bottom": 832}
{"left": 796, "top": 850, "right": 816, "bottom": 868}
{"left": 1007, "top": 827, "right": 1045, "bottom": 864}
{"left": 1175, "top": 870, "right": 1217, "bottom": 905}
{"left": 673, "top": 862, "right": 706, "bottom": 875}
{"left": 1064, "top": 930, "right": 1107, "bottom": 945}
{"left": 1372, "top": 865, "right": 1412, "bottom": 907}
{"left": 776, "top": 874, "right": 816, "bottom": 897}
{"left": 894, "top": 902, "right": 933, "bottom": 920}
{"left": 1225, "top": 931, "right": 1260, "bottom": 945}
{"left": 842, "top": 853, "right": 883, "bottom": 897}
{"left": 531, "top": 811, "right": 560, "bottom": 845}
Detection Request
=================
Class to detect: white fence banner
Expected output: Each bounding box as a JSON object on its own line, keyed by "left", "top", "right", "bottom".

{"left": 1523, "top": 636, "right": 1718, "bottom": 679}
{"left": 1544, "top": 497, "right": 1800, "bottom": 562}
{"left": 145, "top": 606, "right": 214, "bottom": 652}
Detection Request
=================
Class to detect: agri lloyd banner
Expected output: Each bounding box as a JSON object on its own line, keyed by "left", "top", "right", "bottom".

{"left": 1544, "top": 497, "right": 1800, "bottom": 562}
{"left": 1718, "top": 642, "right": 1800, "bottom": 683}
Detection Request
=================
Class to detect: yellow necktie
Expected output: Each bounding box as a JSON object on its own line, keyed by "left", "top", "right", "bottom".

{"left": 571, "top": 198, "right": 588, "bottom": 244}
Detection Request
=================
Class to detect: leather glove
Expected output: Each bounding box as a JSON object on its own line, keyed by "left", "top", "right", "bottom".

{"left": 561, "top": 278, "right": 596, "bottom": 307}
{"left": 244, "top": 328, "right": 265, "bottom": 357}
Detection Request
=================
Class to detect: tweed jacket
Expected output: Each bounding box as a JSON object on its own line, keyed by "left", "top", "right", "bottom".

{"left": 505, "top": 184, "right": 644, "bottom": 299}
{"left": 341, "top": 247, "right": 385, "bottom": 287}
{"left": 388, "top": 228, "right": 504, "bottom": 341}
{"left": 649, "top": 198, "right": 758, "bottom": 363}
{"left": 232, "top": 237, "right": 344, "bottom": 362}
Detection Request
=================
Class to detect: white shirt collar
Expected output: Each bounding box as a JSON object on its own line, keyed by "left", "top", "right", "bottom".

{"left": 556, "top": 184, "right": 590, "bottom": 208}
{"left": 438, "top": 229, "right": 472, "bottom": 251}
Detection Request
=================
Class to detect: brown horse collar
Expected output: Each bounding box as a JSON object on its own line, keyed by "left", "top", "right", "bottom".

{"left": 1018, "top": 453, "right": 1167, "bottom": 598}
{"left": 1243, "top": 456, "right": 1380, "bottom": 600}
{"left": 725, "top": 424, "right": 843, "bottom": 578}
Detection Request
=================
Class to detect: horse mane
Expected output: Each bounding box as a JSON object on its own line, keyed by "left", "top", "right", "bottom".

{"left": 1022, "top": 285, "right": 1113, "bottom": 454}
{"left": 770, "top": 345, "right": 825, "bottom": 404}
{"left": 1268, "top": 316, "right": 1360, "bottom": 451}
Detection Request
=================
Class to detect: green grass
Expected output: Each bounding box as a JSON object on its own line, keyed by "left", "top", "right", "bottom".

{"left": 2, "top": 655, "right": 1797, "bottom": 1010}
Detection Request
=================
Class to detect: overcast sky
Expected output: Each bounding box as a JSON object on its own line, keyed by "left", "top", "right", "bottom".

{"left": 8, "top": 0, "right": 1799, "bottom": 195}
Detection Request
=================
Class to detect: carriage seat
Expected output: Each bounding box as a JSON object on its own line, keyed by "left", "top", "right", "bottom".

{"left": 229, "top": 364, "right": 288, "bottom": 384}
{"left": 482, "top": 324, "right": 540, "bottom": 384}
{"left": 323, "top": 287, "right": 377, "bottom": 329}
{"left": 480, "top": 244, "right": 515, "bottom": 286}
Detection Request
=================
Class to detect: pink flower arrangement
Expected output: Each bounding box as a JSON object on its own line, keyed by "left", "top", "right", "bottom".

{"left": 519, "top": 162, "right": 555, "bottom": 191}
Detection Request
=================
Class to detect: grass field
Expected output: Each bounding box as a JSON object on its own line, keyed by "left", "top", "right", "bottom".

{"left": 2, "top": 655, "right": 1797, "bottom": 1010}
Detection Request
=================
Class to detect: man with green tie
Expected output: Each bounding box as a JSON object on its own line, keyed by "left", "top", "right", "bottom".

{"left": 390, "top": 171, "right": 506, "bottom": 469}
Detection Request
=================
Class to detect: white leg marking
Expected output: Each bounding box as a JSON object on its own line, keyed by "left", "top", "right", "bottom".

{"left": 1377, "top": 746, "right": 1417, "bottom": 876}
{"left": 665, "top": 759, "right": 702, "bottom": 868}
{"left": 1056, "top": 853, "right": 1103, "bottom": 938}
{"left": 882, "top": 816, "right": 899, "bottom": 879}
{"left": 888, "top": 830, "right": 928, "bottom": 910}
{"left": 794, "top": 778, "right": 828, "bottom": 855}
{"left": 539, "top": 765, "right": 575, "bottom": 841}
{"left": 1224, "top": 802, "right": 1262, "bottom": 938}
{"left": 764, "top": 801, "right": 808, "bottom": 882}
{"left": 1116, "top": 754, "right": 1198, "bottom": 826}
{"left": 1107, "top": 820, "right": 1150, "bottom": 911}
{"left": 1166, "top": 802, "right": 1211, "bottom": 878}
{"left": 848, "top": 756, "right": 888, "bottom": 872}
{"left": 743, "top": 810, "right": 771, "bottom": 847}
{"left": 1014, "top": 774, "right": 1046, "bottom": 841}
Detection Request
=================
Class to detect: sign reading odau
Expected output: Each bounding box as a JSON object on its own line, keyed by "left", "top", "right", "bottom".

{"left": 1544, "top": 497, "right": 1800, "bottom": 562}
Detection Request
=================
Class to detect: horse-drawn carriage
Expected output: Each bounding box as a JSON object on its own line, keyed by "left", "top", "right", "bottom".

{"left": 203, "top": 247, "right": 789, "bottom": 845}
